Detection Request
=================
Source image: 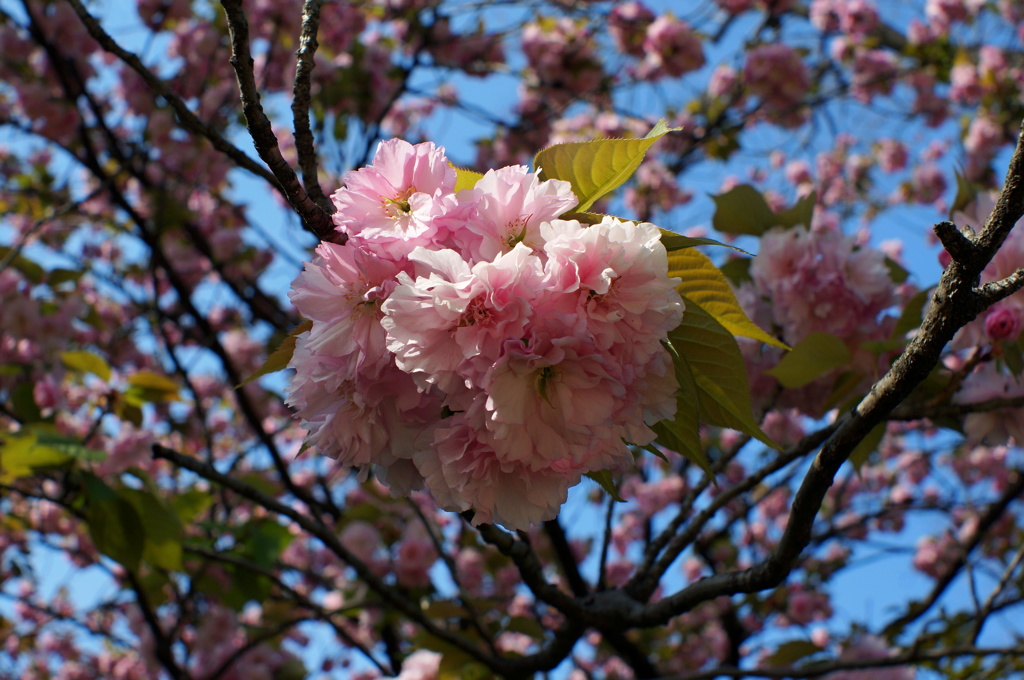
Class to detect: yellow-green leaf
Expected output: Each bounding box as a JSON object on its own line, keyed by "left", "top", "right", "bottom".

{"left": 534, "top": 119, "right": 678, "bottom": 213}
{"left": 711, "top": 185, "right": 815, "bottom": 236}
{"left": 125, "top": 371, "right": 181, "bottom": 406}
{"left": 668, "top": 248, "right": 788, "bottom": 349}
{"left": 585, "top": 469, "right": 624, "bottom": 502}
{"left": 60, "top": 350, "right": 112, "bottom": 382}
{"left": 849, "top": 421, "right": 886, "bottom": 472}
{"left": 120, "top": 487, "right": 184, "bottom": 571}
{"left": 669, "top": 304, "right": 777, "bottom": 449}
{"left": 660, "top": 228, "right": 751, "bottom": 254}
{"left": 652, "top": 343, "right": 712, "bottom": 476}
{"left": 451, "top": 165, "right": 484, "bottom": 192}
{"left": 240, "top": 320, "right": 313, "bottom": 387}
{"left": 765, "top": 332, "right": 852, "bottom": 388}
{"left": 0, "top": 430, "right": 71, "bottom": 483}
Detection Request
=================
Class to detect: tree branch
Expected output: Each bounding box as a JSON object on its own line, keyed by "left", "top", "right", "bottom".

{"left": 219, "top": 0, "right": 338, "bottom": 242}
{"left": 291, "top": 0, "right": 332, "bottom": 213}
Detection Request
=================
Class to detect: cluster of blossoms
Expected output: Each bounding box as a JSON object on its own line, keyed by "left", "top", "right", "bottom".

{"left": 286, "top": 140, "right": 684, "bottom": 530}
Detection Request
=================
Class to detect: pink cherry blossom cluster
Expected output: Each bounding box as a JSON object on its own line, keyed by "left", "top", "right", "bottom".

{"left": 286, "top": 139, "right": 684, "bottom": 530}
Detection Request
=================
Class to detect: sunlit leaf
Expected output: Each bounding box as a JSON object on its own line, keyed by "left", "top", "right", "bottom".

{"left": 670, "top": 304, "right": 777, "bottom": 449}
{"left": 765, "top": 332, "right": 852, "bottom": 388}
{"left": 585, "top": 469, "right": 624, "bottom": 502}
{"left": 451, "top": 165, "right": 484, "bottom": 192}
{"left": 653, "top": 341, "right": 712, "bottom": 476}
{"left": 120, "top": 488, "right": 184, "bottom": 571}
{"left": 849, "top": 422, "right": 885, "bottom": 472}
{"left": 82, "top": 473, "right": 144, "bottom": 572}
{"left": 240, "top": 320, "right": 312, "bottom": 387}
{"left": 0, "top": 430, "right": 71, "bottom": 483}
{"left": 711, "top": 185, "right": 815, "bottom": 236}
{"left": 125, "top": 371, "right": 181, "bottom": 405}
{"left": 765, "top": 640, "right": 825, "bottom": 667}
{"left": 660, "top": 229, "right": 751, "bottom": 254}
{"left": 60, "top": 350, "right": 112, "bottom": 382}
{"left": 534, "top": 119, "right": 678, "bottom": 213}
{"left": 668, "top": 248, "right": 788, "bottom": 349}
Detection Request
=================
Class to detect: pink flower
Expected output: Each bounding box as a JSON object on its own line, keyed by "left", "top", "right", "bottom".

{"left": 289, "top": 240, "right": 403, "bottom": 381}
{"left": 381, "top": 243, "right": 543, "bottom": 394}
{"left": 637, "top": 15, "right": 705, "bottom": 80}
{"left": 451, "top": 164, "right": 577, "bottom": 262}
{"left": 825, "top": 635, "right": 915, "bottom": 680}
{"left": 983, "top": 304, "right": 1023, "bottom": 341}
{"left": 608, "top": 2, "right": 655, "bottom": 57}
{"left": 331, "top": 139, "right": 457, "bottom": 259}
{"left": 742, "top": 44, "right": 809, "bottom": 127}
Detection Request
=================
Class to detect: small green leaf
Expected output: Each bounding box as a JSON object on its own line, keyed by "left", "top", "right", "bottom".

{"left": 766, "top": 640, "right": 825, "bottom": 667}
{"left": 774, "top": 190, "right": 816, "bottom": 229}
{"left": 451, "top": 165, "right": 484, "bottom": 192}
{"left": 884, "top": 256, "right": 910, "bottom": 284}
{"left": 949, "top": 170, "right": 980, "bottom": 220}
{"left": 170, "top": 489, "right": 214, "bottom": 524}
{"left": 660, "top": 229, "right": 751, "bottom": 254}
{"left": 119, "top": 488, "right": 184, "bottom": 571}
{"left": 890, "top": 288, "right": 930, "bottom": 340}
{"left": 47, "top": 268, "right": 84, "bottom": 287}
{"left": 0, "top": 247, "right": 45, "bottom": 284}
{"left": 31, "top": 426, "right": 106, "bottom": 462}
{"left": 711, "top": 185, "right": 777, "bottom": 236}
{"left": 0, "top": 430, "right": 71, "bottom": 482}
{"left": 585, "top": 470, "right": 624, "bottom": 502}
{"left": 668, "top": 248, "right": 788, "bottom": 349}
{"left": 240, "top": 320, "right": 312, "bottom": 387}
{"left": 718, "top": 257, "right": 752, "bottom": 285}
{"left": 765, "top": 332, "right": 852, "bottom": 388}
{"left": 711, "top": 186, "right": 815, "bottom": 236}
{"left": 82, "top": 474, "right": 144, "bottom": 572}
{"left": 653, "top": 341, "right": 712, "bottom": 476}
{"left": 124, "top": 371, "right": 181, "bottom": 406}
{"left": 60, "top": 351, "right": 112, "bottom": 382}
{"left": 849, "top": 422, "right": 885, "bottom": 472}
{"left": 669, "top": 305, "right": 777, "bottom": 449}
{"left": 534, "top": 120, "right": 678, "bottom": 213}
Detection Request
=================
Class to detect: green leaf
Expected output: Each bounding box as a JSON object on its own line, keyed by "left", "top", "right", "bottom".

{"left": 669, "top": 305, "right": 777, "bottom": 449}
{"left": 718, "top": 257, "right": 752, "bottom": 286}
{"left": 82, "top": 474, "right": 144, "bottom": 572}
{"left": 31, "top": 426, "right": 106, "bottom": 462}
{"left": 711, "top": 185, "right": 777, "bottom": 236}
{"left": 766, "top": 640, "right": 825, "bottom": 667}
{"left": 534, "top": 119, "right": 678, "bottom": 213}
{"left": 124, "top": 371, "right": 181, "bottom": 406}
{"left": 890, "top": 288, "right": 930, "bottom": 340}
{"left": 0, "top": 430, "right": 71, "bottom": 482}
{"left": 884, "top": 256, "right": 910, "bottom": 284}
{"left": 119, "top": 488, "right": 183, "bottom": 571}
{"left": 653, "top": 341, "right": 712, "bottom": 476}
{"left": 245, "top": 519, "right": 295, "bottom": 569}
{"left": 0, "top": 247, "right": 45, "bottom": 284}
{"left": 47, "top": 268, "right": 84, "bottom": 287}
{"left": 949, "top": 170, "right": 980, "bottom": 220}
{"left": 765, "top": 332, "right": 852, "bottom": 388}
{"left": 660, "top": 229, "right": 751, "bottom": 254}
{"left": 240, "top": 320, "right": 312, "bottom": 387}
{"left": 711, "top": 186, "right": 815, "bottom": 236}
{"left": 451, "top": 165, "right": 484, "bottom": 192}
{"left": 773, "top": 190, "right": 816, "bottom": 229}
{"left": 60, "top": 351, "right": 112, "bottom": 382}
{"left": 585, "top": 470, "right": 624, "bottom": 502}
{"left": 668, "top": 248, "right": 788, "bottom": 349}
{"left": 849, "top": 422, "right": 885, "bottom": 472}
{"left": 1001, "top": 338, "right": 1024, "bottom": 377}
{"left": 170, "top": 489, "right": 214, "bottom": 524}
